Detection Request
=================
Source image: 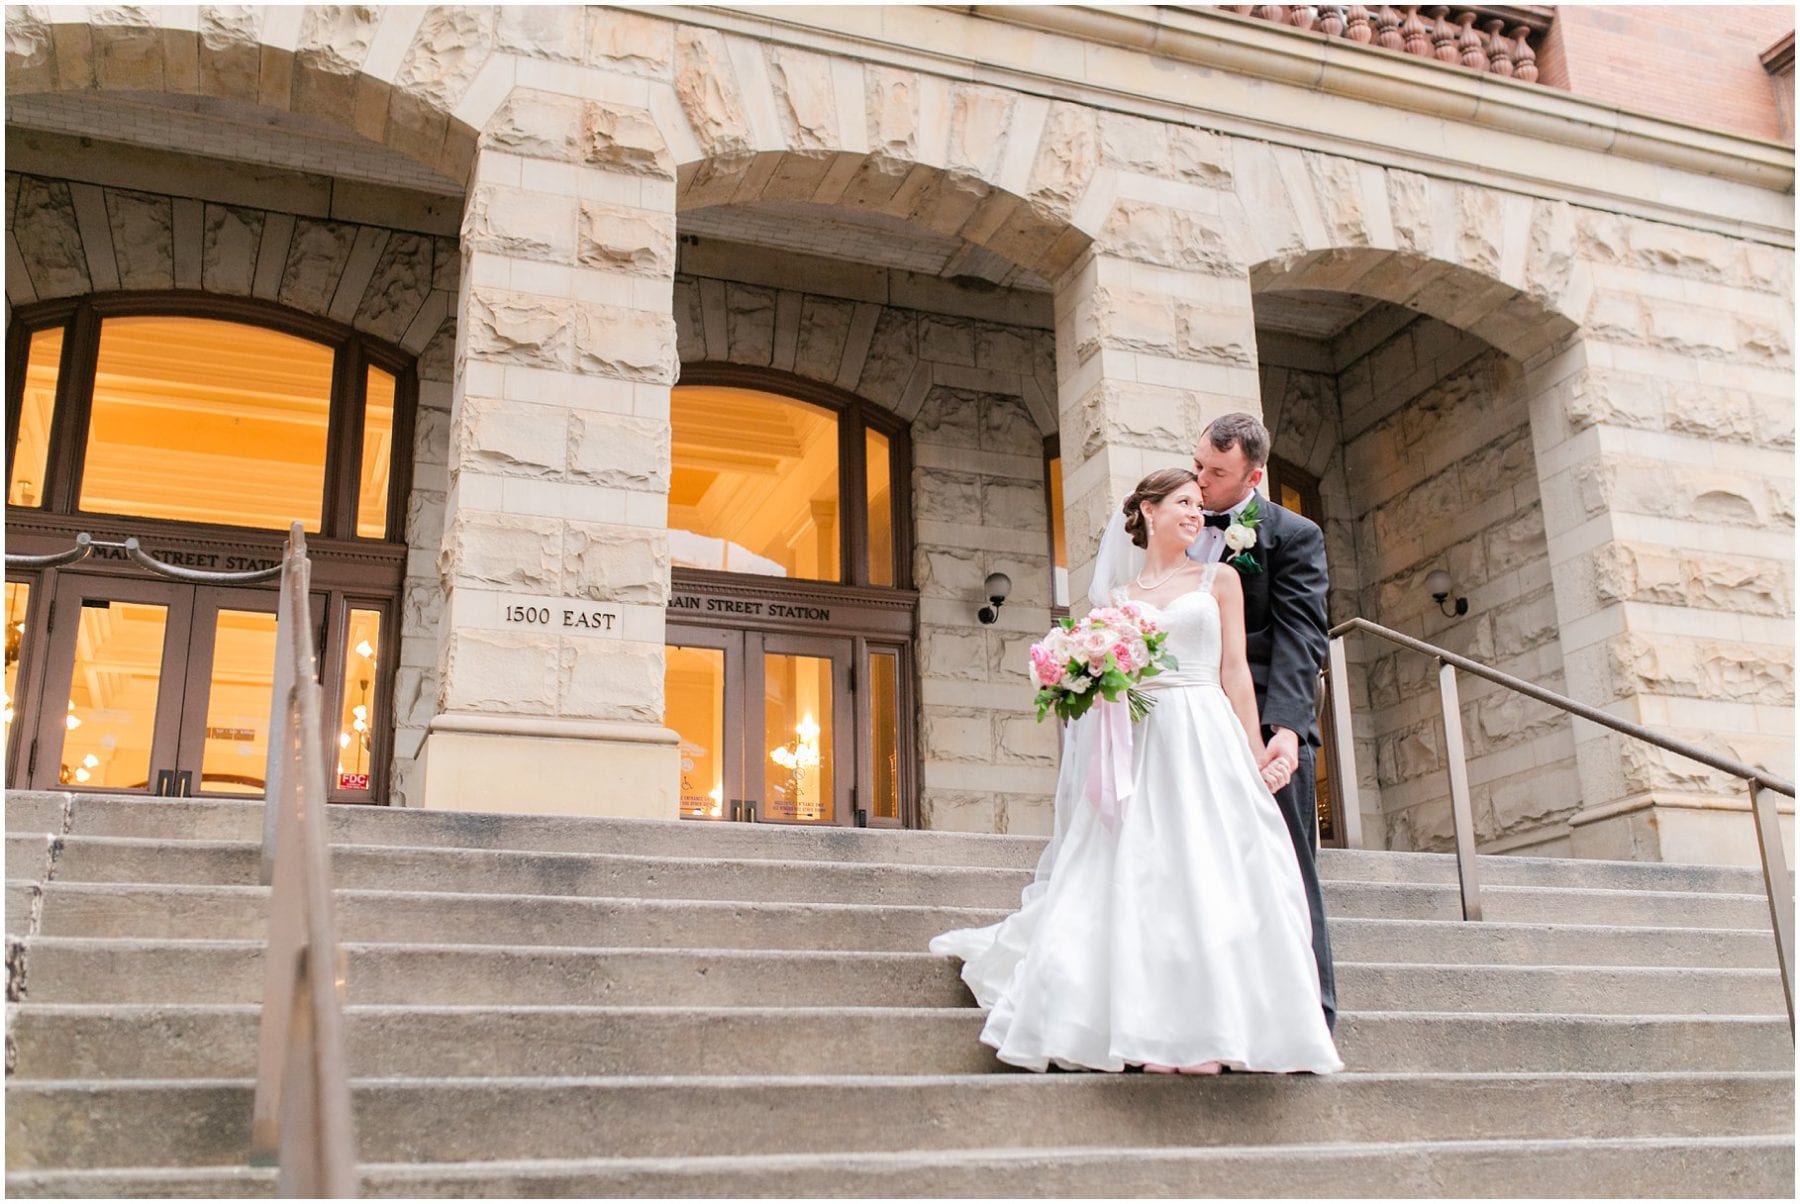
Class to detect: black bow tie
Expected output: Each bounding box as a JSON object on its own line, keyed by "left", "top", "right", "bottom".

{"left": 1203, "top": 512, "right": 1232, "bottom": 530}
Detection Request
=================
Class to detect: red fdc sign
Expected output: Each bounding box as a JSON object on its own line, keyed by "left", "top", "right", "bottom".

{"left": 337, "top": 773, "right": 370, "bottom": 791}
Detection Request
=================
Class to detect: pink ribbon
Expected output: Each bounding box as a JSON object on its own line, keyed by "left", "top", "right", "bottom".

{"left": 1084, "top": 698, "right": 1135, "bottom": 833}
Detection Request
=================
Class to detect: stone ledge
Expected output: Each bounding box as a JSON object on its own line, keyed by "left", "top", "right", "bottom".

{"left": 648, "top": 4, "right": 1793, "bottom": 245}
{"left": 428, "top": 713, "right": 681, "bottom": 745}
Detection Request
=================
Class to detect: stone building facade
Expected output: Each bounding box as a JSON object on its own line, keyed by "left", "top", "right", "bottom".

{"left": 3, "top": 6, "right": 1792, "bottom": 865}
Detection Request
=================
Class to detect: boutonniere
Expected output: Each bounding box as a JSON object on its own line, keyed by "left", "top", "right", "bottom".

{"left": 1224, "top": 496, "right": 1263, "bottom": 575}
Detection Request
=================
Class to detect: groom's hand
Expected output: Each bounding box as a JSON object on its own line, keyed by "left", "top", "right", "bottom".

{"left": 1259, "top": 727, "right": 1301, "bottom": 791}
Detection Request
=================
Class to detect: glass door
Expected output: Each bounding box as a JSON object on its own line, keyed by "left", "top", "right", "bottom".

{"left": 666, "top": 627, "right": 854, "bottom": 826}
{"left": 20, "top": 575, "right": 323, "bottom": 796}
{"left": 30, "top": 575, "right": 192, "bottom": 793}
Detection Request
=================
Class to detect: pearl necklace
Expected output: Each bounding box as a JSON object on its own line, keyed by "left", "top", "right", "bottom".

{"left": 1134, "top": 561, "right": 1188, "bottom": 591}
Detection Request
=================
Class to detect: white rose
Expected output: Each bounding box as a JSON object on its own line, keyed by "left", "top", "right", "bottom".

{"left": 1224, "top": 522, "right": 1256, "bottom": 552}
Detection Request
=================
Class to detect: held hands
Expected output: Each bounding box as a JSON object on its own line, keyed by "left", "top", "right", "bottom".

{"left": 1259, "top": 727, "right": 1300, "bottom": 793}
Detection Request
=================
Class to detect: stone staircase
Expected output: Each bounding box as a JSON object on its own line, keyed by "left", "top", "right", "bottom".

{"left": 4, "top": 789, "right": 1793, "bottom": 1197}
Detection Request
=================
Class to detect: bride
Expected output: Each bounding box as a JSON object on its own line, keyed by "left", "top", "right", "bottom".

{"left": 930, "top": 467, "right": 1342, "bottom": 1075}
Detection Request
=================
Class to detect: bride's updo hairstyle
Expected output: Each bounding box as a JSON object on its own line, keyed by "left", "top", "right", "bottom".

{"left": 1122, "top": 467, "right": 1200, "bottom": 548}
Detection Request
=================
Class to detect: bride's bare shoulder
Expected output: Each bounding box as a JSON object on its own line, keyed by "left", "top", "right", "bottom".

{"left": 1207, "top": 564, "right": 1243, "bottom": 603}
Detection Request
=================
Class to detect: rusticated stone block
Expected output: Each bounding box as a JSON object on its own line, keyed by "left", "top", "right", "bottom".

{"left": 1098, "top": 200, "right": 1241, "bottom": 275}
{"left": 923, "top": 710, "right": 996, "bottom": 764}
{"left": 457, "top": 397, "right": 567, "bottom": 479}
{"left": 911, "top": 386, "right": 982, "bottom": 447}
{"left": 91, "top": 8, "right": 164, "bottom": 90}
{"left": 201, "top": 203, "right": 263, "bottom": 296}
{"left": 1028, "top": 103, "right": 1099, "bottom": 219}
{"left": 444, "top": 512, "right": 561, "bottom": 591}
{"left": 355, "top": 233, "right": 435, "bottom": 343}
{"left": 104, "top": 188, "right": 175, "bottom": 291}
{"left": 574, "top": 305, "right": 676, "bottom": 382}
{"left": 468, "top": 289, "right": 574, "bottom": 369}
{"left": 485, "top": 91, "right": 584, "bottom": 160}
{"left": 674, "top": 27, "right": 753, "bottom": 162}
{"left": 277, "top": 219, "right": 356, "bottom": 314}
{"left": 855, "top": 308, "right": 916, "bottom": 408}
{"left": 917, "top": 622, "right": 989, "bottom": 678}
{"left": 864, "top": 66, "right": 919, "bottom": 160}
{"left": 946, "top": 84, "right": 1014, "bottom": 180}
{"left": 495, "top": 5, "right": 583, "bottom": 62}
{"left": 767, "top": 44, "right": 839, "bottom": 152}
{"left": 577, "top": 201, "right": 674, "bottom": 277}
{"left": 918, "top": 789, "right": 997, "bottom": 834}
{"left": 979, "top": 394, "right": 1042, "bottom": 455}
{"left": 393, "top": 5, "right": 494, "bottom": 108}
{"left": 792, "top": 295, "right": 855, "bottom": 382}
{"left": 562, "top": 521, "right": 669, "bottom": 605}
{"left": 913, "top": 469, "right": 983, "bottom": 524}
{"left": 1686, "top": 553, "right": 1793, "bottom": 617}
{"left": 585, "top": 8, "right": 673, "bottom": 75}
{"left": 442, "top": 629, "right": 560, "bottom": 714}
{"left": 5, "top": 8, "right": 56, "bottom": 93}
{"left": 568, "top": 413, "right": 670, "bottom": 491}
{"left": 722, "top": 284, "right": 777, "bottom": 367}
{"left": 1169, "top": 125, "right": 1232, "bottom": 186}
{"left": 13, "top": 177, "right": 91, "bottom": 297}
{"left": 465, "top": 186, "right": 577, "bottom": 264}
{"left": 584, "top": 100, "right": 675, "bottom": 178}
{"left": 560, "top": 638, "right": 664, "bottom": 722}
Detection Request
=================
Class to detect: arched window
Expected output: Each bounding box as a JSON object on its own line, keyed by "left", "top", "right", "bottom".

{"left": 665, "top": 367, "right": 916, "bottom": 829}
{"left": 7, "top": 297, "right": 413, "bottom": 539}
{"left": 670, "top": 373, "right": 908, "bottom": 589}
{"left": 5, "top": 295, "right": 414, "bottom": 804}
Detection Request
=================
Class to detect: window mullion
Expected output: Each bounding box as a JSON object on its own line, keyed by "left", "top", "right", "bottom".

{"left": 48, "top": 305, "right": 99, "bottom": 516}
{"left": 324, "top": 340, "right": 366, "bottom": 540}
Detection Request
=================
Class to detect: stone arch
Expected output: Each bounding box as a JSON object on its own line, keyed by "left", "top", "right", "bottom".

{"left": 655, "top": 25, "right": 1122, "bottom": 286}
{"left": 1230, "top": 142, "right": 1593, "bottom": 366}
{"left": 5, "top": 171, "right": 459, "bottom": 363}
{"left": 1243, "top": 228, "right": 1595, "bottom": 855}
{"left": 671, "top": 275, "right": 1059, "bottom": 436}
{"left": 3, "top": 6, "right": 492, "bottom": 192}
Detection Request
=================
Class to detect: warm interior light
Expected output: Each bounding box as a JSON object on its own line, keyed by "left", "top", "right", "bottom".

{"left": 355, "top": 639, "right": 375, "bottom": 659}
{"left": 81, "top": 753, "right": 99, "bottom": 769}
{"left": 72, "top": 767, "right": 90, "bottom": 783}
{"left": 65, "top": 713, "right": 81, "bottom": 730}
{"left": 338, "top": 732, "right": 352, "bottom": 748}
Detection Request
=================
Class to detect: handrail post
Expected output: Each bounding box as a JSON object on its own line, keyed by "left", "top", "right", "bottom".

{"left": 1325, "top": 636, "right": 1364, "bottom": 850}
{"left": 259, "top": 524, "right": 302, "bottom": 885}
{"left": 1748, "top": 780, "right": 1796, "bottom": 1031}
{"left": 1437, "top": 659, "right": 1483, "bottom": 921}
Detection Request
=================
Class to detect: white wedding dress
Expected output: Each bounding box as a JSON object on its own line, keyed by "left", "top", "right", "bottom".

{"left": 929, "top": 566, "right": 1343, "bottom": 1074}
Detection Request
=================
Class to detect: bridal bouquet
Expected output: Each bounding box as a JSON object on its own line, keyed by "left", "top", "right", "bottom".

{"left": 1029, "top": 601, "right": 1178, "bottom": 724}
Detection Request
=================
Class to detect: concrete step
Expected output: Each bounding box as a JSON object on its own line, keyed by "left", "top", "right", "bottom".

{"left": 6, "top": 791, "right": 1774, "bottom": 895}
{"left": 9, "top": 1004, "right": 1791, "bottom": 1080}
{"left": 4, "top": 793, "right": 1047, "bottom": 870}
{"left": 11, "top": 835, "right": 1778, "bottom": 929}
{"left": 15, "top": 881, "right": 1782, "bottom": 968}
{"left": 6, "top": 1134, "right": 1794, "bottom": 1198}
{"left": 10, "top": 938, "right": 1788, "bottom": 1014}
{"left": 6, "top": 1072, "right": 1790, "bottom": 1171}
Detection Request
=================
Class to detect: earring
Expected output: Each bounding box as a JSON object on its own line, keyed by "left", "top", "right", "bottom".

{"left": 1148, "top": 512, "right": 1156, "bottom": 539}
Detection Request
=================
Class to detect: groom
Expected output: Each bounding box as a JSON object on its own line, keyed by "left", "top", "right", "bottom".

{"left": 1188, "top": 413, "right": 1337, "bottom": 1031}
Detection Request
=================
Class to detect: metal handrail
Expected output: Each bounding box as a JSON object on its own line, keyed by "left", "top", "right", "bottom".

{"left": 8, "top": 525, "right": 358, "bottom": 1187}
{"left": 1321, "top": 615, "right": 1795, "bottom": 1030}
{"left": 248, "top": 524, "right": 358, "bottom": 1195}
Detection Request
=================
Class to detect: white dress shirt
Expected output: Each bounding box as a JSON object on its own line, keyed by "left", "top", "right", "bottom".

{"left": 1187, "top": 489, "right": 1261, "bottom": 564}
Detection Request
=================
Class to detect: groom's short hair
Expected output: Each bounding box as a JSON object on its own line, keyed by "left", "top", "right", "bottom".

{"left": 1200, "top": 413, "right": 1271, "bottom": 467}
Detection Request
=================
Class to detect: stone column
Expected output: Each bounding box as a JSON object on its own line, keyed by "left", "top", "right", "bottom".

{"left": 420, "top": 71, "right": 683, "bottom": 818}
{"left": 1054, "top": 187, "right": 1262, "bottom": 603}
{"left": 1528, "top": 216, "right": 1795, "bottom": 864}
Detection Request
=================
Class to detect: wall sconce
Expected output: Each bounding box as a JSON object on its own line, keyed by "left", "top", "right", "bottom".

{"left": 1426, "top": 569, "right": 1468, "bottom": 618}
{"left": 977, "top": 572, "right": 1012, "bottom": 624}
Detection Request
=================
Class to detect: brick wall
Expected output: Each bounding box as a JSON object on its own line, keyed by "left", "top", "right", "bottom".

{"left": 1539, "top": 5, "right": 1794, "bottom": 144}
